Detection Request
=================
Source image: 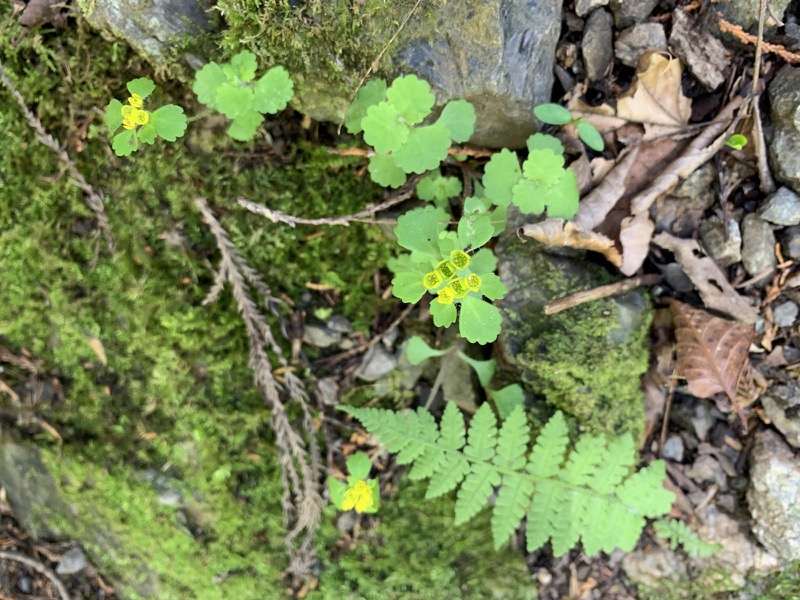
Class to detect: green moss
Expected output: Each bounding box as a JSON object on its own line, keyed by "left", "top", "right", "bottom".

{"left": 500, "top": 247, "right": 651, "bottom": 440}
{"left": 313, "top": 480, "right": 535, "bottom": 600}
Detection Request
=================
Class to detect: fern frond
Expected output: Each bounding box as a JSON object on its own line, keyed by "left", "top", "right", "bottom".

{"left": 342, "top": 404, "right": 676, "bottom": 558}
{"left": 654, "top": 518, "right": 722, "bottom": 558}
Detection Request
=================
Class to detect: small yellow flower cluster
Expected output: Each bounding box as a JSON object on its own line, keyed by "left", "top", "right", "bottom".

{"left": 422, "top": 249, "right": 482, "bottom": 304}
{"left": 342, "top": 480, "right": 375, "bottom": 513}
{"left": 120, "top": 94, "right": 150, "bottom": 130}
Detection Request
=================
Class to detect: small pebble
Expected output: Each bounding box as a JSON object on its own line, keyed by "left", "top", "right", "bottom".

{"left": 699, "top": 217, "right": 742, "bottom": 267}
{"left": 742, "top": 214, "right": 777, "bottom": 279}
{"left": 302, "top": 325, "right": 341, "bottom": 348}
{"left": 575, "top": 0, "right": 608, "bottom": 17}
{"left": 57, "top": 547, "right": 89, "bottom": 575}
{"left": 615, "top": 23, "right": 667, "bottom": 67}
{"left": 354, "top": 346, "right": 397, "bottom": 382}
{"left": 17, "top": 576, "right": 33, "bottom": 594}
{"left": 782, "top": 225, "right": 800, "bottom": 260}
{"left": 661, "top": 434, "right": 685, "bottom": 462}
{"left": 773, "top": 301, "right": 798, "bottom": 327}
{"left": 582, "top": 8, "right": 614, "bottom": 81}
{"left": 759, "top": 187, "right": 800, "bottom": 226}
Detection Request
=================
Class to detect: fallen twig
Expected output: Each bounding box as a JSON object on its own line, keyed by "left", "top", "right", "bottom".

{"left": 0, "top": 550, "right": 71, "bottom": 600}
{"left": 544, "top": 274, "right": 662, "bottom": 315}
{"left": 0, "top": 58, "right": 114, "bottom": 254}
{"left": 716, "top": 14, "right": 800, "bottom": 64}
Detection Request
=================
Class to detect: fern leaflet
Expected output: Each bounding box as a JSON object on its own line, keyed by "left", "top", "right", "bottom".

{"left": 341, "top": 403, "right": 675, "bottom": 557}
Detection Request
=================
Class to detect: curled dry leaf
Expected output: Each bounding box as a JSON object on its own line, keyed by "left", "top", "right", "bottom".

{"left": 520, "top": 219, "right": 622, "bottom": 267}
{"left": 668, "top": 299, "right": 754, "bottom": 410}
{"left": 652, "top": 232, "right": 759, "bottom": 323}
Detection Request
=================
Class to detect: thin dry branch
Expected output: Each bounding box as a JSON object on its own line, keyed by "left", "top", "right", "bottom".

{"left": 0, "top": 58, "right": 114, "bottom": 253}
{"left": 0, "top": 550, "right": 71, "bottom": 600}
{"left": 195, "top": 198, "right": 323, "bottom": 578}
{"left": 717, "top": 14, "right": 800, "bottom": 64}
{"left": 544, "top": 274, "right": 662, "bottom": 315}
{"left": 238, "top": 186, "right": 416, "bottom": 227}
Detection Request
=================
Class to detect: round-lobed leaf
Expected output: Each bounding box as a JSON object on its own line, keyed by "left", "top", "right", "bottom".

{"left": 394, "top": 206, "right": 447, "bottom": 257}
{"left": 227, "top": 111, "right": 264, "bottom": 141}
{"left": 544, "top": 169, "right": 579, "bottom": 219}
{"left": 523, "top": 149, "right": 565, "bottom": 186}
{"left": 511, "top": 179, "right": 545, "bottom": 214}
{"left": 576, "top": 120, "right": 605, "bottom": 151}
{"left": 430, "top": 300, "right": 457, "bottom": 328}
{"left": 369, "top": 154, "right": 407, "bottom": 188}
{"left": 526, "top": 133, "right": 564, "bottom": 155}
{"left": 458, "top": 296, "right": 503, "bottom": 344}
{"left": 477, "top": 273, "right": 508, "bottom": 301}
{"left": 126, "top": 77, "right": 156, "bottom": 99}
{"left": 361, "top": 102, "right": 409, "bottom": 154}
{"left": 385, "top": 74, "right": 435, "bottom": 125}
{"left": 193, "top": 63, "right": 227, "bottom": 108}
{"left": 406, "top": 336, "right": 449, "bottom": 365}
{"left": 416, "top": 172, "right": 462, "bottom": 204}
{"left": 112, "top": 129, "right": 138, "bottom": 156}
{"left": 215, "top": 83, "right": 255, "bottom": 119}
{"left": 436, "top": 99, "right": 476, "bottom": 143}
{"left": 346, "top": 452, "right": 373, "bottom": 481}
{"left": 150, "top": 105, "right": 187, "bottom": 142}
{"left": 533, "top": 103, "right": 572, "bottom": 125}
{"left": 345, "top": 79, "right": 388, "bottom": 134}
{"left": 392, "top": 124, "right": 451, "bottom": 174}
{"left": 105, "top": 99, "right": 124, "bottom": 133}
{"left": 483, "top": 149, "right": 522, "bottom": 207}
{"left": 137, "top": 123, "right": 157, "bottom": 145}
{"left": 230, "top": 50, "right": 258, "bottom": 82}
{"left": 253, "top": 66, "right": 294, "bottom": 114}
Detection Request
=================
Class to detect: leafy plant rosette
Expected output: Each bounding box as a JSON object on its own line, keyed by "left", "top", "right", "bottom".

{"left": 482, "top": 133, "right": 581, "bottom": 219}
{"left": 389, "top": 203, "right": 508, "bottom": 345}
{"left": 105, "top": 78, "right": 187, "bottom": 157}
{"left": 344, "top": 75, "right": 476, "bottom": 188}
{"left": 328, "top": 452, "right": 380, "bottom": 514}
{"left": 192, "top": 50, "right": 294, "bottom": 142}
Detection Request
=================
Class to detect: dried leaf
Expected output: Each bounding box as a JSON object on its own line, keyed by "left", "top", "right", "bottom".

{"left": 617, "top": 52, "right": 692, "bottom": 136}
{"left": 619, "top": 213, "right": 655, "bottom": 276}
{"left": 652, "top": 232, "right": 759, "bottom": 323}
{"left": 669, "top": 299, "right": 754, "bottom": 404}
{"left": 520, "top": 219, "right": 622, "bottom": 267}
{"left": 87, "top": 335, "right": 107, "bottom": 366}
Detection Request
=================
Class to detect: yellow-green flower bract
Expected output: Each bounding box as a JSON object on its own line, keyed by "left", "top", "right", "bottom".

{"left": 423, "top": 271, "right": 443, "bottom": 290}
{"left": 450, "top": 278, "right": 470, "bottom": 298}
{"left": 342, "top": 480, "right": 375, "bottom": 513}
{"left": 127, "top": 93, "right": 143, "bottom": 108}
{"left": 450, "top": 249, "right": 470, "bottom": 270}
{"left": 435, "top": 259, "right": 456, "bottom": 280}
{"left": 465, "top": 273, "right": 481, "bottom": 291}
{"left": 120, "top": 103, "right": 150, "bottom": 130}
{"left": 437, "top": 286, "right": 455, "bottom": 304}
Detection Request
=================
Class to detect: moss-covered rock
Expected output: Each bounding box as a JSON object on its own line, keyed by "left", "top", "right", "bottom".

{"left": 496, "top": 226, "right": 651, "bottom": 440}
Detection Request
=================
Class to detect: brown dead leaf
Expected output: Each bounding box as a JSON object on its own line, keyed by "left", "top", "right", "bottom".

{"left": 669, "top": 299, "right": 754, "bottom": 406}
{"left": 617, "top": 52, "right": 692, "bottom": 137}
{"left": 652, "top": 232, "right": 759, "bottom": 323}
{"left": 520, "top": 219, "right": 622, "bottom": 267}
{"left": 619, "top": 213, "right": 655, "bottom": 276}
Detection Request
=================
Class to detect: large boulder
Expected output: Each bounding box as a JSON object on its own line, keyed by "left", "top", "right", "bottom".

{"left": 768, "top": 66, "right": 800, "bottom": 195}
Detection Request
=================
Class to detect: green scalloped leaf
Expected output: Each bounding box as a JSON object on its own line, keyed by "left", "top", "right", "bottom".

{"left": 392, "top": 124, "right": 451, "bottom": 174}
{"left": 193, "top": 62, "right": 227, "bottom": 108}
{"left": 459, "top": 297, "right": 502, "bottom": 344}
{"left": 483, "top": 149, "right": 522, "bottom": 207}
{"left": 362, "top": 101, "right": 408, "bottom": 153}
{"left": 477, "top": 273, "right": 508, "bottom": 301}
{"left": 416, "top": 172, "right": 462, "bottom": 204}
{"left": 386, "top": 74, "right": 435, "bottom": 125}
{"left": 112, "top": 129, "right": 138, "bottom": 156}
{"left": 469, "top": 249, "right": 497, "bottom": 274}
{"left": 394, "top": 206, "right": 446, "bottom": 257}
{"left": 391, "top": 272, "right": 428, "bottom": 304}
{"left": 137, "top": 123, "right": 157, "bottom": 145}
{"left": 369, "top": 154, "right": 407, "bottom": 188}
{"left": 216, "top": 83, "right": 254, "bottom": 119}
{"left": 328, "top": 477, "right": 347, "bottom": 509}
{"left": 227, "top": 111, "right": 264, "bottom": 141}
{"left": 429, "top": 300, "right": 457, "bottom": 327}
{"left": 230, "top": 50, "right": 258, "bottom": 81}
{"left": 253, "top": 66, "right": 293, "bottom": 114}
{"left": 526, "top": 133, "right": 564, "bottom": 155}
{"left": 345, "top": 79, "right": 387, "bottom": 134}
{"left": 456, "top": 352, "right": 495, "bottom": 388}
{"left": 457, "top": 211, "right": 494, "bottom": 251}
{"left": 436, "top": 99, "right": 476, "bottom": 143}
{"left": 127, "top": 77, "right": 156, "bottom": 99}
{"left": 346, "top": 452, "right": 372, "bottom": 480}
{"left": 406, "top": 336, "right": 449, "bottom": 365}
{"left": 544, "top": 169, "right": 579, "bottom": 219}
{"left": 522, "top": 149, "right": 565, "bottom": 186}
{"left": 150, "top": 105, "right": 187, "bottom": 142}
{"left": 511, "top": 178, "right": 545, "bottom": 214}
{"left": 105, "top": 99, "right": 124, "bottom": 133}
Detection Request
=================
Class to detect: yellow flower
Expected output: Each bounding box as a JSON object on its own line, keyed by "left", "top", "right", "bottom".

{"left": 437, "top": 286, "right": 455, "bottom": 304}
{"left": 135, "top": 109, "right": 150, "bottom": 125}
{"left": 450, "top": 249, "right": 470, "bottom": 270}
{"left": 127, "top": 93, "right": 143, "bottom": 108}
{"left": 435, "top": 259, "right": 456, "bottom": 280}
{"left": 122, "top": 117, "right": 136, "bottom": 130}
{"left": 465, "top": 273, "right": 481, "bottom": 292}
{"left": 342, "top": 480, "right": 374, "bottom": 513}
{"left": 450, "top": 278, "right": 470, "bottom": 298}
{"left": 423, "top": 271, "right": 442, "bottom": 290}
{"left": 121, "top": 105, "right": 134, "bottom": 118}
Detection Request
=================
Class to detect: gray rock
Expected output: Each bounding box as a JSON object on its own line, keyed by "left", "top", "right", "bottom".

{"left": 326, "top": 315, "right": 352, "bottom": 334}
{"left": 393, "top": 0, "right": 562, "bottom": 148}
{"left": 670, "top": 396, "right": 720, "bottom": 441}
{"left": 759, "top": 187, "right": 800, "bottom": 225}
{"left": 156, "top": 487, "right": 182, "bottom": 507}
{"left": 302, "top": 324, "right": 341, "bottom": 348}
{"left": 582, "top": 9, "right": 614, "bottom": 81}
{"left": 773, "top": 301, "right": 798, "bottom": 327}
{"left": 657, "top": 163, "right": 716, "bottom": 235}
{"left": 760, "top": 383, "right": 800, "bottom": 448}
{"left": 354, "top": 346, "right": 397, "bottom": 382}
{"left": 669, "top": 8, "right": 731, "bottom": 90}
{"left": 80, "top": 0, "right": 212, "bottom": 67}
{"left": 622, "top": 548, "right": 686, "bottom": 588}
{"left": 56, "top": 547, "right": 89, "bottom": 576}
{"left": 575, "top": 0, "right": 609, "bottom": 18}
{"left": 615, "top": 23, "right": 667, "bottom": 67}
{"left": 315, "top": 377, "right": 339, "bottom": 407}
{"left": 661, "top": 434, "right": 685, "bottom": 462}
{"left": 742, "top": 214, "right": 777, "bottom": 278}
{"left": 714, "top": 0, "right": 791, "bottom": 32}
{"left": 686, "top": 454, "right": 729, "bottom": 491}
{"left": 747, "top": 429, "right": 800, "bottom": 560}
{"left": 768, "top": 66, "right": 800, "bottom": 194}
{"left": 782, "top": 225, "right": 800, "bottom": 260}
{"left": 607, "top": 0, "right": 658, "bottom": 27}
{"left": 699, "top": 217, "right": 742, "bottom": 267}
